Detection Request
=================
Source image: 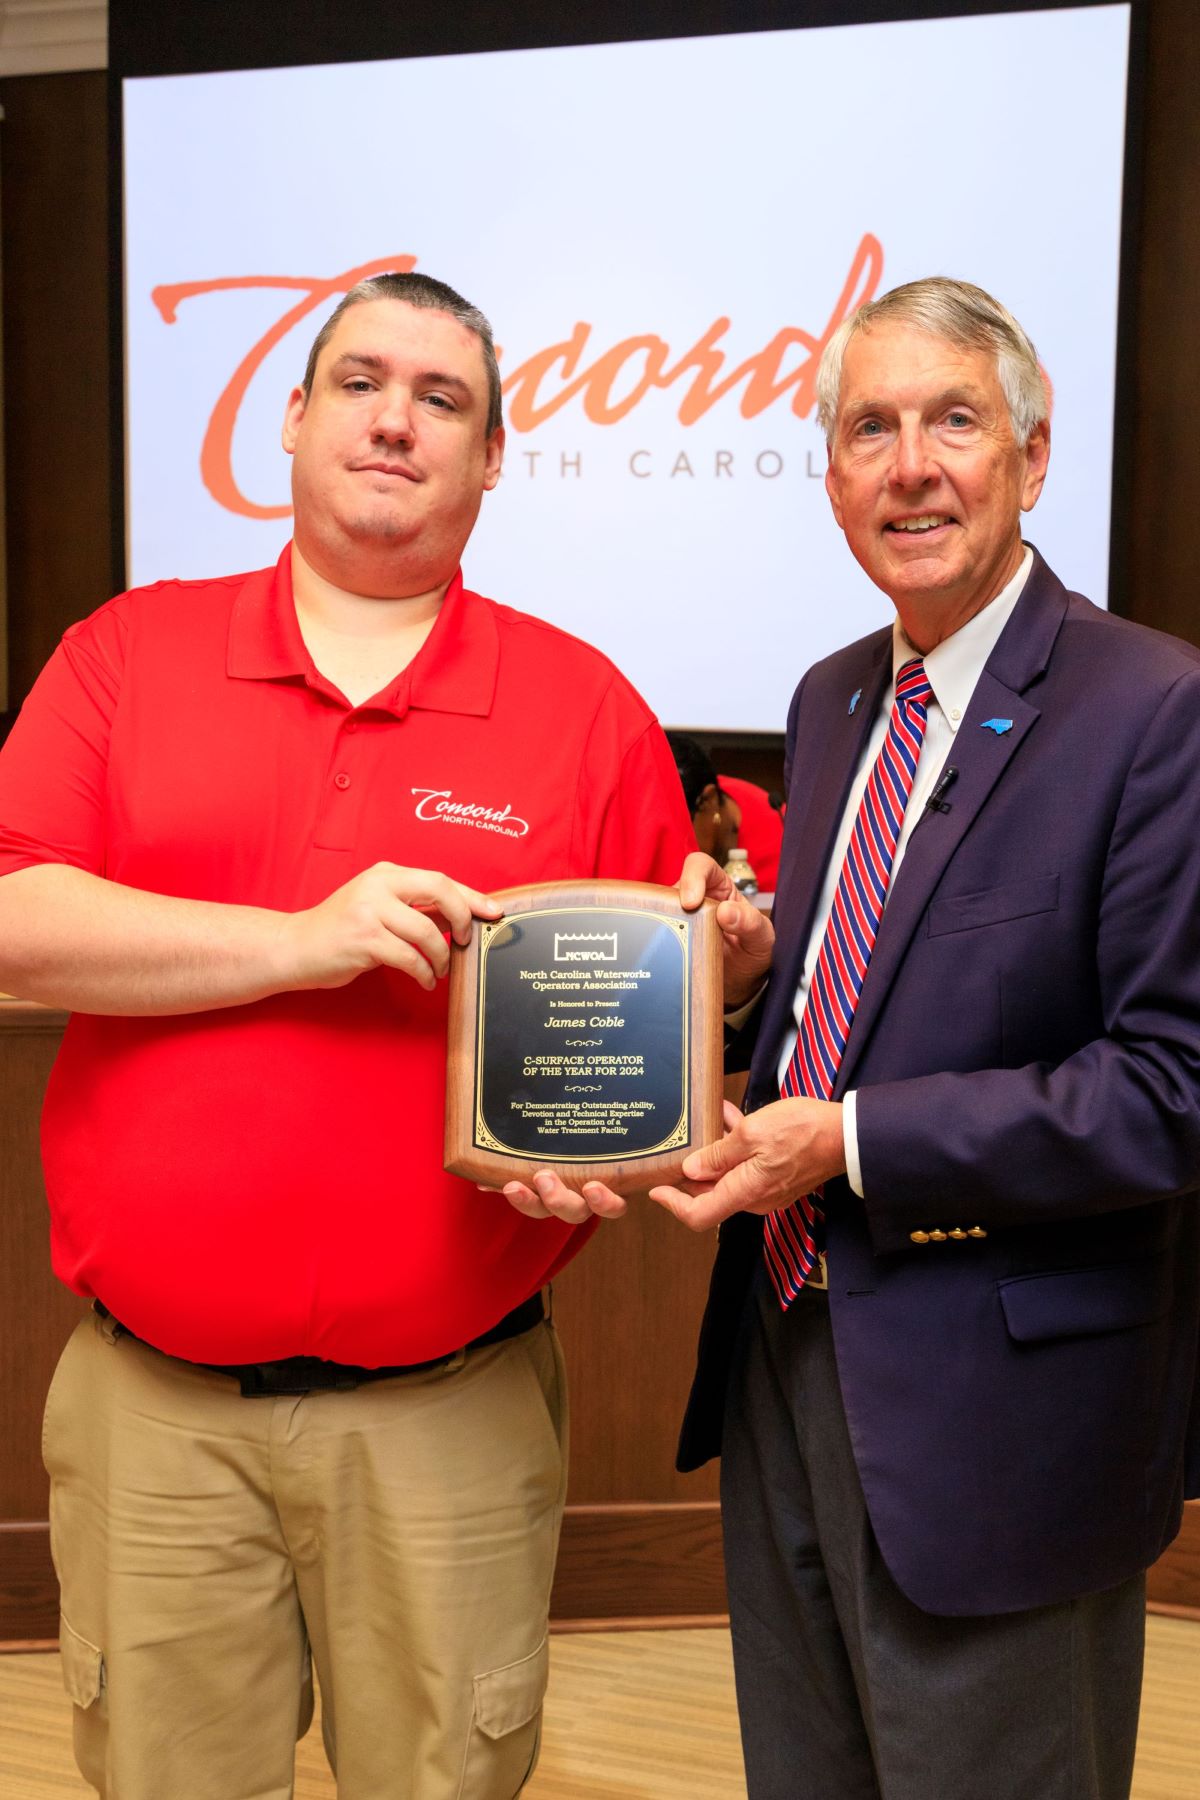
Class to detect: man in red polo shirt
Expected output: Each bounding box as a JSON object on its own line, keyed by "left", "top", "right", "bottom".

{"left": 0, "top": 272, "right": 690, "bottom": 1800}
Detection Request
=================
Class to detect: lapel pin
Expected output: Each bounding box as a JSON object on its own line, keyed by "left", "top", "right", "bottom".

{"left": 981, "top": 718, "right": 1013, "bottom": 736}
{"left": 848, "top": 688, "right": 862, "bottom": 716}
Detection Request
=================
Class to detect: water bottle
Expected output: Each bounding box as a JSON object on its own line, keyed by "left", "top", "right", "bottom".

{"left": 723, "top": 847, "right": 758, "bottom": 897}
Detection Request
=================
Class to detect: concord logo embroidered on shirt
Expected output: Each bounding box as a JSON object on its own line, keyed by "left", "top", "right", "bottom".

{"left": 411, "top": 788, "right": 530, "bottom": 839}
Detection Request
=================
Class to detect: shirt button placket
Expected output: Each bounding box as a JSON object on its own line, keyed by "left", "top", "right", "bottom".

{"left": 313, "top": 715, "right": 364, "bottom": 852}
{"left": 334, "top": 711, "right": 361, "bottom": 790}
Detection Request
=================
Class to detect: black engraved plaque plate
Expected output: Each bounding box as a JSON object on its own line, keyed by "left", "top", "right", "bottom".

{"left": 475, "top": 907, "right": 688, "bottom": 1162}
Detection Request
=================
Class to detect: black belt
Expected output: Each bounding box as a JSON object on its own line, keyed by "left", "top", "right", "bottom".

{"left": 93, "top": 1293, "right": 545, "bottom": 1397}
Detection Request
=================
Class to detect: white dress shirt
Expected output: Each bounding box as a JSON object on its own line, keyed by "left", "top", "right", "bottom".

{"left": 774, "top": 547, "right": 1034, "bottom": 1196}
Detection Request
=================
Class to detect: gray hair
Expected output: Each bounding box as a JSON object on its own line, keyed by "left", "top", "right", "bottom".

{"left": 302, "top": 271, "right": 503, "bottom": 436}
{"left": 815, "top": 277, "right": 1048, "bottom": 448}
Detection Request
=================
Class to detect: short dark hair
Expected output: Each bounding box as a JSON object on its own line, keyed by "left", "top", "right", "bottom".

{"left": 302, "top": 271, "right": 503, "bottom": 436}
{"left": 666, "top": 732, "right": 721, "bottom": 817}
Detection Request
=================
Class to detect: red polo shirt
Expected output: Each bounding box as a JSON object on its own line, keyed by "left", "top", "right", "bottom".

{"left": 0, "top": 547, "right": 692, "bottom": 1365}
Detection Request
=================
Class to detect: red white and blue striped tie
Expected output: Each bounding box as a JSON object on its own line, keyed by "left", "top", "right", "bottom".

{"left": 764, "top": 657, "right": 935, "bottom": 1308}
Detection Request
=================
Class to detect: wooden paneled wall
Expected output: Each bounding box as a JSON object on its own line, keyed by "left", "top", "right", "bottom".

{"left": 4, "top": 0, "right": 1200, "bottom": 1641}
{"left": 0, "top": 1003, "right": 86, "bottom": 1645}
{"left": 0, "top": 72, "right": 110, "bottom": 737}
{"left": 1124, "top": 0, "right": 1200, "bottom": 652}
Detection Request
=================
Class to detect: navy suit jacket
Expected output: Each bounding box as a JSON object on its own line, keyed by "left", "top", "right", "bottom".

{"left": 678, "top": 553, "right": 1200, "bottom": 1616}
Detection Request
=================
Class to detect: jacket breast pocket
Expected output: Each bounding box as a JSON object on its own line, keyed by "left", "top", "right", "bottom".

{"left": 927, "top": 874, "right": 1059, "bottom": 938}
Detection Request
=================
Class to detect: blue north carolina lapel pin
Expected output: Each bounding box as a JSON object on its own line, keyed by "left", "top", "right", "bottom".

{"left": 981, "top": 718, "right": 1013, "bottom": 735}
{"left": 848, "top": 688, "right": 862, "bottom": 716}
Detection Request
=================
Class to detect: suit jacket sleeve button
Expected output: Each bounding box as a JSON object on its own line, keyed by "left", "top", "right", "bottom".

{"left": 910, "top": 1230, "right": 931, "bottom": 1244}
{"left": 948, "top": 1227, "right": 967, "bottom": 1240}
{"left": 928, "top": 1229, "right": 948, "bottom": 1241}
{"left": 968, "top": 1226, "right": 988, "bottom": 1238}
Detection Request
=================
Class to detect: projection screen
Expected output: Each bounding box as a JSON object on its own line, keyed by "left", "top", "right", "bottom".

{"left": 122, "top": 4, "right": 1132, "bottom": 731}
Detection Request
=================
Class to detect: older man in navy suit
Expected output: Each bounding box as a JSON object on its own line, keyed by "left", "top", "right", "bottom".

{"left": 635, "top": 279, "right": 1200, "bottom": 1800}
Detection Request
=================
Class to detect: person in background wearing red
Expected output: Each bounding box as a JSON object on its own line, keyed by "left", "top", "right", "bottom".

{"left": 0, "top": 271, "right": 691, "bottom": 1800}
{"left": 716, "top": 774, "right": 784, "bottom": 893}
{"left": 667, "top": 730, "right": 740, "bottom": 864}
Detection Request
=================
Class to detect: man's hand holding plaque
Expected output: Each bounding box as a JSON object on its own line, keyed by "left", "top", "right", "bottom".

{"left": 676, "top": 848, "right": 775, "bottom": 1010}
{"left": 649, "top": 851, "right": 848, "bottom": 1233}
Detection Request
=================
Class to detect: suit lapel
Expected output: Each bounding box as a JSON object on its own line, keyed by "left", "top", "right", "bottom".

{"left": 834, "top": 552, "right": 1069, "bottom": 1092}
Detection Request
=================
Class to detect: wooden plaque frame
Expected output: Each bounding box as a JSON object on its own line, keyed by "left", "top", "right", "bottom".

{"left": 445, "top": 880, "right": 723, "bottom": 1195}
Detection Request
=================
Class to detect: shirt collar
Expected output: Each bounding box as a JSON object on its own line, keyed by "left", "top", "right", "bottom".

{"left": 226, "top": 543, "right": 499, "bottom": 719}
{"left": 892, "top": 546, "right": 1033, "bottom": 731}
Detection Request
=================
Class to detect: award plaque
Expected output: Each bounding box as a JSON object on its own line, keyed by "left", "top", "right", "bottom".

{"left": 445, "top": 880, "right": 722, "bottom": 1195}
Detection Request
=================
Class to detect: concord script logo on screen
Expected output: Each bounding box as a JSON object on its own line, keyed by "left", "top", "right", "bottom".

{"left": 149, "top": 235, "right": 884, "bottom": 520}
